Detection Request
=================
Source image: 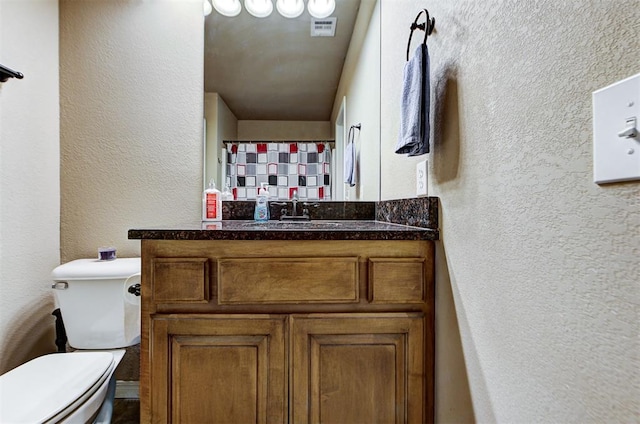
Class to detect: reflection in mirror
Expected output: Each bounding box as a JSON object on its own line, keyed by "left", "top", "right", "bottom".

{"left": 203, "top": 0, "right": 380, "bottom": 201}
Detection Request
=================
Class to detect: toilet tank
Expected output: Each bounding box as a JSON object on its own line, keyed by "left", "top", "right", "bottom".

{"left": 51, "top": 258, "right": 141, "bottom": 349}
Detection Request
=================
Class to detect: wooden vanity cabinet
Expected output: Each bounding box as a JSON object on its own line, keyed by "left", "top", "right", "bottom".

{"left": 140, "top": 240, "right": 435, "bottom": 424}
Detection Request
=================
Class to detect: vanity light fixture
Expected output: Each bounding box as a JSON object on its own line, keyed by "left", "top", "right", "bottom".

{"left": 307, "top": 0, "right": 335, "bottom": 19}
{"left": 204, "top": 0, "right": 213, "bottom": 16}
{"left": 276, "top": 0, "right": 304, "bottom": 18}
{"left": 245, "top": 0, "right": 273, "bottom": 18}
{"left": 210, "top": 0, "right": 336, "bottom": 19}
{"left": 211, "top": 0, "right": 242, "bottom": 17}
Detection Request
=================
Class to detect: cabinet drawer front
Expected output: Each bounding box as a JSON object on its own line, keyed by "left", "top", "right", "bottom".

{"left": 152, "top": 258, "right": 209, "bottom": 303}
{"left": 218, "top": 257, "right": 359, "bottom": 304}
{"left": 368, "top": 258, "right": 425, "bottom": 303}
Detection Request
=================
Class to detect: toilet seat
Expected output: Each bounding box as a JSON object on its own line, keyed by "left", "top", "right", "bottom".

{"left": 0, "top": 351, "right": 118, "bottom": 423}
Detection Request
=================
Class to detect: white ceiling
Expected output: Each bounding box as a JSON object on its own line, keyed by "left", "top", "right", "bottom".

{"left": 204, "top": 0, "right": 362, "bottom": 121}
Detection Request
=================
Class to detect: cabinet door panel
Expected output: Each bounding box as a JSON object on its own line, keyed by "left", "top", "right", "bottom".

{"left": 291, "top": 314, "right": 424, "bottom": 424}
{"left": 150, "top": 315, "right": 287, "bottom": 424}
{"left": 172, "top": 335, "right": 263, "bottom": 423}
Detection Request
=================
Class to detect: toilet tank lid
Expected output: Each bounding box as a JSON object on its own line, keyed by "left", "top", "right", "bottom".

{"left": 52, "top": 257, "right": 141, "bottom": 280}
{"left": 0, "top": 352, "right": 115, "bottom": 423}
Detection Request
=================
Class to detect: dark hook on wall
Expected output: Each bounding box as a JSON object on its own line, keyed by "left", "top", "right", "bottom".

{"left": 347, "top": 124, "right": 361, "bottom": 144}
{"left": 0, "top": 64, "right": 24, "bottom": 82}
{"left": 406, "top": 9, "right": 436, "bottom": 61}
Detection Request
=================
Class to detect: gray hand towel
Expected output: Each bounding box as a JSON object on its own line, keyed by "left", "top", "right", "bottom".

{"left": 344, "top": 138, "right": 356, "bottom": 187}
{"left": 395, "top": 43, "right": 430, "bottom": 156}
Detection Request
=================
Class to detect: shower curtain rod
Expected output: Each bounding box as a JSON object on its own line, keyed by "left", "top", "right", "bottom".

{"left": 222, "top": 140, "right": 335, "bottom": 144}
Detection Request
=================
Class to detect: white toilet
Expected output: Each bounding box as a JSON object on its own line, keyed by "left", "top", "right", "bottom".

{"left": 0, "top": 258, "right": 141, "bottom": 424}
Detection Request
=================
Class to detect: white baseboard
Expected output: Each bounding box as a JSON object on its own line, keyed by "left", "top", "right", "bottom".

{"left": 115, "top": 380, "right": 139, "bottom": 399}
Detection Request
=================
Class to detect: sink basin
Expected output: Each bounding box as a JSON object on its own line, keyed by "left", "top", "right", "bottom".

{"left": 279, "top": 216, "right": 311, "bottom": 222}
{"left": 230, "top": 221, "right": 345, "bottom": 229}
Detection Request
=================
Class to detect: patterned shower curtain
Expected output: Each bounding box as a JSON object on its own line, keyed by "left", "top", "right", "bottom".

{"left": 225, "top": 141, "right": 332, "bottom": 201}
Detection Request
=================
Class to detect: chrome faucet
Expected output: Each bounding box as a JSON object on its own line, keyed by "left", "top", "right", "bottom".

{"left": 275, "top": 190, "right": 311, "bottom": 221}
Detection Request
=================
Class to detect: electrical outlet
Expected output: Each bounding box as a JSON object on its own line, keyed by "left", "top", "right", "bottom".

{"left": 416, "top": 160, "right": 428, "bottom": 196}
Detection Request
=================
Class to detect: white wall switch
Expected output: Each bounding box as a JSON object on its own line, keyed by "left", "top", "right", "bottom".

{"left": 416, "top": 160, "right": 428, "bottom": 196}
{"left": 593, "top": 73, "right": 640, "bottom": 184}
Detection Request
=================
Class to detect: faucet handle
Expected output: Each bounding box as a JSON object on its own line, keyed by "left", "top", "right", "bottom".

{"left": 292, "top": 190, "right": 299, "bottom": 200}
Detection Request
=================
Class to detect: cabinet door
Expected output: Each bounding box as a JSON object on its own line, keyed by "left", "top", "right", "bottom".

{"left": 291, "top": 313, "right": 425, "bottom": 424}
{"left": 150, "top": 315, "right": 287, "bottom": 424}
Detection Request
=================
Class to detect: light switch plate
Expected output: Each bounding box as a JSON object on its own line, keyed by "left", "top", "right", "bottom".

{"left": 593, "top": 73, "right": 640, "bottom": 184}
{"left": 416, "top": 160, "right": 428, "bottom": 196}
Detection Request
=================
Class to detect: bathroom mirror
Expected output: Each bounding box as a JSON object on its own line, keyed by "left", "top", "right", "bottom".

{"left": 204, "top": 0, "right": 381, "bottom": 201}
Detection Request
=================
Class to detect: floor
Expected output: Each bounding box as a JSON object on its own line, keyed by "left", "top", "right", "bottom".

{"left": 112, "top": 399, "right": 140, "bottom": 424}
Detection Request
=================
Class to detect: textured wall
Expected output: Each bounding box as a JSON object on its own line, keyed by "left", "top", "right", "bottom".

{"left": 382, "top": 0, "right": 640, "bottom": 422}
{"left": 342, "top": 1, "right": 381, "bottom": 202}
{"left": 331, "top": 0, "right": 380, "bottom": 201}
{"left": 205, "top": 93, "right": 238, "bottom": 187}
{"left": 0, "top": 0, "right": 60, "bottom": 373}
{"left": 60, "top": 0, "right": 204, "bottom": 262}
{"left": 237, "top": 120, "right": 331, "bottom": 140}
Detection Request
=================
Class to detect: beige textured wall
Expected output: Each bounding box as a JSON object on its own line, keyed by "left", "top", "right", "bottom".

{"left": 60, "top": 0, "right": 204, "bottom": 263}
{"left": 332, "top": 0, "right": 380, "bottom": 201}
{"left": 338, "top": 0, "right": 381, "bottom": 201}
{"left": 237, "top": 120, "right": 331, "bottom": 140}
{"left": 205, "top": 93, "right": 238, "bottom": 188}
{"left": 382, "top": 0, "right": 640, "bottom": 422}
{"left": 0, "top": 0, "right": 60, "bottom": 374}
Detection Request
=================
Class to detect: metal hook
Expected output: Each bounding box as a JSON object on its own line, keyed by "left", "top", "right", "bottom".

{"left": 0, "top": 64, "right": 24, "bottom": 82}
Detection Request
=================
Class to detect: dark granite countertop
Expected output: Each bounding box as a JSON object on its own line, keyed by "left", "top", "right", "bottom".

{"left": 128, "top": 220, "right": 438, "bottom": 241}
{"left": 129, "top": 198, "right": 440, "bottom": 241}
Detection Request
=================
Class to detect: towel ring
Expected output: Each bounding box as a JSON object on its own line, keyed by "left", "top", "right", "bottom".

{"left": 406, "top": 9, "right": 435, "bottom": 61}
{"left": 347, "top": 124, "right": 360, "bottom": 148}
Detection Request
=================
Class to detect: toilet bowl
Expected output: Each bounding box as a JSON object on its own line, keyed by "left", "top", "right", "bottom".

{"left": 0, "top": 258, "right": 141, "bottom": 424}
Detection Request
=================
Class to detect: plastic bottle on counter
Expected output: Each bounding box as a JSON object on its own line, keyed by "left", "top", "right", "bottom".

{"left": 222, "top": 184, "right": 234, "bottom": 201}
{"left": 254, "top": 183, "right": 269, "bottom": 222}
{"left": 262, "top": 184, "right": 270, "bottom": 220}
{"left": 202, "top": 179, "right": 222, "bottom": 222}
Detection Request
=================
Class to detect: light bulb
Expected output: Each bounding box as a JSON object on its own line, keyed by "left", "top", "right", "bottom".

{"left": 245, "top": 0, "right": 273, "bottom": 18}
{"left": 307, "top": 0, "right": 335, "bottom": 19}
{"left": 276, "top": 0, "right": 304, "bottom": 18}
{"left": 211, "top": 0, "right": 242, "bottom": 17}
{"left": 203, "top": 0, "right": 213, "bottom": 16}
